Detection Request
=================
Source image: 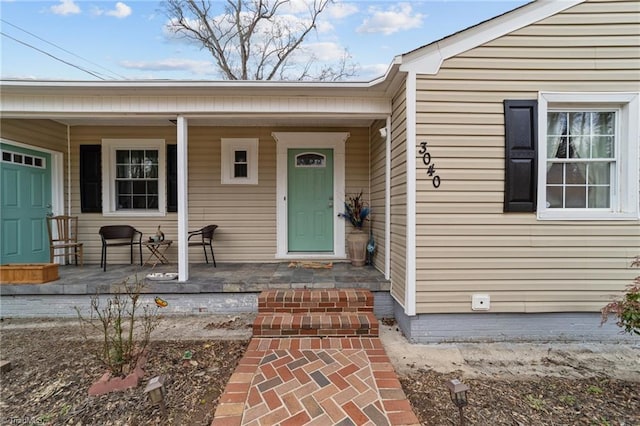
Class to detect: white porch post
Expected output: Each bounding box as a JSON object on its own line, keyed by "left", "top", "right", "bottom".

{"left": 384, "top": 115, "right": 391, "bottom": 280}
{"left": 177, "top": 116, "right": 189, "bottom": 282}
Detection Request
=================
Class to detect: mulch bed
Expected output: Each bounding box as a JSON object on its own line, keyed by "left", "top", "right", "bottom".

{"left": 401, "top": 369, "right": 639, "bottom": 425}
{"left": 0, "top": 326, "right": 638, "bottom": 425}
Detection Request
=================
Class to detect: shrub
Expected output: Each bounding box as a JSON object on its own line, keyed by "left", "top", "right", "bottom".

{"left": 600, "top": 256, "right": 640, "bottom": 336}
{"left": 76, "top": 276, "right": 159, "bottom": 377}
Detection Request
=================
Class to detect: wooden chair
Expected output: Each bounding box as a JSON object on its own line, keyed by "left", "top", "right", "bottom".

{"left": 47, "top": 215, "right": 83, "bottom": 266}
{"left": 188, "top": 224, "right": 218, "bottom": 266}
{"left": 99, "top": 225, "right": 143, "bottom": 271}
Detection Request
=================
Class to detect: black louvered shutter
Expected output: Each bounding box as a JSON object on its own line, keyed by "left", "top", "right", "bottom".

{"left": 79, "top": 145, "right": 102, "bottom": 213}
{"left": 504, "top": 100, "right": 538, "bottom": 212}
{"left": 167, "top": 144, "right": 178, "bottom": 212}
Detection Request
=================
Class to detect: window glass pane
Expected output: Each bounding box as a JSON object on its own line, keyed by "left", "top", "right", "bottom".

{"left": 549, "top": 137, "right": 569, "bottom": 159}
{"left": 547, "top": 163, "right": 564, "bottom": 184}
{"left": 569, "top": 112, "right": 590, "bottom": 135}
{"left": 2, "top": 152, "right": 11, "bottom": 162}
{"left": 234, "top": 150, "right": 247, "bottom": 163}
{"left": 131, "top": 150, "right": 144, "bottom": 164}
{"left": 566, "top": 163, "right": 586, "bottom": 184}
{"left": 145, "top": 165, "right": 158, "bottom": 179}
{"left": 547, "top": 112, "right": 567, "bottom": 136}
{"left": 296, "top": 153, "right": 325, "bottom": 167}
{"left": 546, "top": 186, "right": 563, "bottom": 208}
{"left": 148, "top": 196, "right": 158, "bottom": 209}
{"left": 588, "top": 186, "right": 610, "bottom": 208}
{"left": 568, "top": 136, "right": 589, "bottom": 159}
{"left": 147, "top": 180, "right": 158, "bottom": 194}
{"left": 234, "top": 163, "right": 248, "bottom": 178}
{"left": 145, "top": 150, "right": 158, "bottom": 163}
{"left": 565, "top": 186, "right": 587, "bottom": 208}
{"left": 132, "top": 181, "right": 146, "bottom": 194}
{"left": 34, "top": 158, "right": 43, "bottom": 167}
{"left": 132, "top": 196, "right": 147, "bottom": 209}
{"left": 117, "top": 196, "right": 131, "bottom": 209}
{"left": 591, "top": 136, "right": 614, "bottom": 158}
{"left": 592, "top": 112, "right": 614, "bottom": 135}
{"left": 588, "top": 162, "right": 610, "bottom": 185}
{"left": 24, "top": 156, "right": 33, "bottom": 165}
{"left": 117, "top": 180, "right": 131, "bottom": 195}
{"left": 14, "top": 154, "right": 22, "bottom": 164}
{"left": 116, "top": 165, "right": 129, "bottom": 178}
{"left": 116, "top": 150, "right": 129, "bottom": 163}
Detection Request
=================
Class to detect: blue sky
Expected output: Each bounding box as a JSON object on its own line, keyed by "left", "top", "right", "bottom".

{"left": 0, "top": 0, "right": 529, "bottom": 81}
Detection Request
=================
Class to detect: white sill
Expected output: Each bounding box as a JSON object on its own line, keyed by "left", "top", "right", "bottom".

{"left": 537, "top": 209, "right": 640, "bottom": 221}
{"left": 103, "top": 210, "right": 167, "bottom": 218}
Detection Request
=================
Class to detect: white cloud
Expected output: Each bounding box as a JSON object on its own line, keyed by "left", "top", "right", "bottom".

{"left": 50, "top": 0, "right": 80, "bottom": 16}
{"left": 119, "top": 58, "right": 215, "bottom": 76}
{"left": 357, "top": 63, "right": 389, "bottom": 80}
{"left": 327, "top": 2, "right": 358, "bottom": 19}
{"left": 106, "top": 2, "right": 132, "bottom": 18}
{"left": 92, "top": 2, "right": 132, "bottom": 18}
{"left": 356, "top": 3, "right": 424, "bottom": 35}
{"left": 304, "top": 42, "right": 347, "bottom": 62}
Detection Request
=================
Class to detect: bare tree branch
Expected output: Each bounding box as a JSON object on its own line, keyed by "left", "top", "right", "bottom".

{"left": 162, "top": 0, "right": 357, "bottom": 81}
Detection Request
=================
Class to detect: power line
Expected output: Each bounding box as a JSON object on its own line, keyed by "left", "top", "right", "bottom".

{"left": 1, "top": 31, "right": 106, "bottom": 80}
{"left": 1, "top": 18, "right": 128, "bottom": 79}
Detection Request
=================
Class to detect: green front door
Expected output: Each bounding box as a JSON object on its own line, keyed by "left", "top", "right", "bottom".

{"left": 0, "top": 143, "right": 52, "bottom": 264}
{"left": 288, "top": 149, "right": 333, "bottom": 252}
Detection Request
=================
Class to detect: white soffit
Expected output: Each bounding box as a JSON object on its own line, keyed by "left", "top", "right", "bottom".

{"left": 399, "top": 0, "right": 585, "bottom": 74}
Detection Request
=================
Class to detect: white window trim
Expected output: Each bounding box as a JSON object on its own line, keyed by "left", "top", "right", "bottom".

{"left": 101, "top": 139, "right": 166, "bottom": 217}
{"left": 537, "top": 92, "right": 639, "bottom": 221}
{"left": 221, "top": 138, "right": 259, "bottom": 185}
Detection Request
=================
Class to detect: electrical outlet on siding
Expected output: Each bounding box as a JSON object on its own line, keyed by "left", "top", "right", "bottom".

{"left": 471, "top": 294, "right": 490, "bottom": 311}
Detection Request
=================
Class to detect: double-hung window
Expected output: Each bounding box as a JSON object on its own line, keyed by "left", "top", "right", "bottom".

{"left": 101, "top": 139, "right": 166, "bottom": 216}
{"left": 221, "top": 138, "right": 259, "bottom": 184}
{"left": 537, "top": 93, "right": 639, "bottom": 220}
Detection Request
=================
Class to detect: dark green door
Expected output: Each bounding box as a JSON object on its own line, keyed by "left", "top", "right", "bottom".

{"left": 287, "top": 149, "right": 333, "bottom": 252}
{"left": 1, "top": 143, "right": 52, "bottom": 264}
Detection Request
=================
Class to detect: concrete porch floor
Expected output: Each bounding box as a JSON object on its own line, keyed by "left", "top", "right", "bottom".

{"left": 0, "top": 262, "right": 390, "bottom": 296}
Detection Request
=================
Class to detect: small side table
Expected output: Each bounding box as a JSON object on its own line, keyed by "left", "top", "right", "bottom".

{"left": 142, "top": 240, "right": 172, "bottom": 268}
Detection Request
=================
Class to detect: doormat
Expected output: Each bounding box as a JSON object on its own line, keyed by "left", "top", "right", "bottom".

{"left": 287, "top": 261, "right": 333, "bottom": 269}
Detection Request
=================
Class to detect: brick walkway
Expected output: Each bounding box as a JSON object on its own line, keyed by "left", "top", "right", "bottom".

{"left": 211, "top": 290, "right": 420, "bottom": 426}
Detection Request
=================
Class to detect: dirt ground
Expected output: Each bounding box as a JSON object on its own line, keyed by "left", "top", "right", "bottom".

{"left": 0, "top": 315, "right": 638, "bottom": 425}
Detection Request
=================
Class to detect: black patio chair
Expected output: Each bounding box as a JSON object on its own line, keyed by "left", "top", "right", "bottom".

{"left": 99, "top": 225, "right": 143, "bottom": 271}
{"left": 188, "top": 224, "right": 218, "bottom": 266}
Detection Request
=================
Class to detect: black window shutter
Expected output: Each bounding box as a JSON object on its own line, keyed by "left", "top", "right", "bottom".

{"left": 504, "top": 100, "right": 538, "bottom": 212}
{"left": 79, "top": 145, "right": 102, "bottom": 213}
{"left": 167, "top": 145, "right": 178, "bottom": 212}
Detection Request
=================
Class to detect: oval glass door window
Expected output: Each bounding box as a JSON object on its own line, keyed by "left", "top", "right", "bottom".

{"left": 296, "top": 152, "right": 326, "bottom": 167}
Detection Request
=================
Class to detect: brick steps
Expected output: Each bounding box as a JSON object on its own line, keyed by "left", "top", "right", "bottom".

{"left": 253, "top": 311, "right": 379, "bottom": 337}
{"left": 254, "top": 288, "right": 378, "bottom": 337}
{"left": 258, "top": 289, "right": 373, "bottom": 313}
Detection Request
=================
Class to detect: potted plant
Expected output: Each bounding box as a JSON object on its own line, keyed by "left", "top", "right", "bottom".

{"left": 339, "top": 191, "right": 370, "bottom": 266}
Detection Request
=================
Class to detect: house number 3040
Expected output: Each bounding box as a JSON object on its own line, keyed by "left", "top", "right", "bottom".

{"left": 418, "top": 141, "right": 441, "bottom": 188}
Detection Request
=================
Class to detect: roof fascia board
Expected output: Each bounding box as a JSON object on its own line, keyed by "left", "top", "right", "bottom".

{"left": 399, "top": 0, "right": 585, "bottom": 74}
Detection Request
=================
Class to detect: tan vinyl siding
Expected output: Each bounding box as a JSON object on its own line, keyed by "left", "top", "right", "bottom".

{"left": 70, "top": 126, "right": 370, "bottom": 264}
{"left": 1, "top": 119, "right": 68, "bottom": 152}
{"left": 370, "top": 120, "right": 387, "bottom": 274}
{"left": 390, "top": 83, "right": 408, "bottom": 307}
{"left": 414, "top": 0, "right": 640, "bottom": 314}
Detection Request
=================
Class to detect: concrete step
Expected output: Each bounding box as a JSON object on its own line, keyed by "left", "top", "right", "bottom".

{"left": 258, "top": 289, "right": 374, "bottom": 314}
{"left": 253, "top": 312, "right": 379, "bottom": 337}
